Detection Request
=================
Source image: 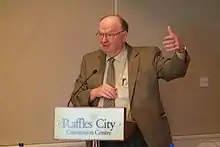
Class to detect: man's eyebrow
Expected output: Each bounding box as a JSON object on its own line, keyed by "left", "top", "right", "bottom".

{"left": 98, "top": 31, "right": 115, "bottom": 34}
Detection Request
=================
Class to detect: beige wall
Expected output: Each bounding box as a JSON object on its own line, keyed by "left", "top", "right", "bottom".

{"left": 0, "top": 0, "right": 219, "bottom": 145}
{"left": 0, "top": 0, "right": 113, "bottom": 145}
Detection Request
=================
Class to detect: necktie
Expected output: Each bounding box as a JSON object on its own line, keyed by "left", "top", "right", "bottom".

{"left": 103, "top": 57, "right": 115, "bottom": 107}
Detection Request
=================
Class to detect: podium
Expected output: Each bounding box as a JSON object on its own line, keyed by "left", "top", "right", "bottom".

{"left": 54, "top": 107, "right": 125, "bottom": 147}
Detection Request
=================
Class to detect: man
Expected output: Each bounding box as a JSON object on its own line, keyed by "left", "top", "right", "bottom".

{"left": 71, "top": 14, "right": 190, "bottom": 147}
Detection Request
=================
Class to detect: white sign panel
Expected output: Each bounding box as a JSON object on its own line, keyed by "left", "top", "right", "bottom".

{"left": 54, "top": 107, "right": 125, "bottom": 141}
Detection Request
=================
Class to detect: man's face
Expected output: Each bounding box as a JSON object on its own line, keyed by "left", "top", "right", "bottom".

{"left": 97, "top": 17, "right": 127, "bottom": 56}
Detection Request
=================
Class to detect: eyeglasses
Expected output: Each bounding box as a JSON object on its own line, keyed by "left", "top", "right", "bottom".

{"left": 96, "top": 31, "right": 124, "bottom": 40}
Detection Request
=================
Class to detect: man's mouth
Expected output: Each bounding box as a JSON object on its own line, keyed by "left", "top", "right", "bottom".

{"left": 102, "top": 44, "right": 110, "bottom": 47}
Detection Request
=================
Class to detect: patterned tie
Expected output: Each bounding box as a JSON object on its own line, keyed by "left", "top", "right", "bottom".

{"left": 103, "top": 57, "right": 115, "bottom": 107}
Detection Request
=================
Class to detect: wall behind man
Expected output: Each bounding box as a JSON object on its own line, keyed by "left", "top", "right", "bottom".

{"left": 0, "top": 0, "right": 112, "bottom": 145}
{"left": 118, "top": 0, "right": 220, "bottom": 135}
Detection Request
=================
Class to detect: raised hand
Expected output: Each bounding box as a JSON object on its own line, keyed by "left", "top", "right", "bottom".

{"left": 163, "top": 26, "right": 185, "bottom": 52}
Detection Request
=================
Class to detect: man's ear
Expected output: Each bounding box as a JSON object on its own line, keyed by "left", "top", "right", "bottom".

{"left": 123, "top": 32, "right": 128, "bottom": 42}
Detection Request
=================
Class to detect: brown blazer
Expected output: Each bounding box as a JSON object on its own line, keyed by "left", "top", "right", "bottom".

{"left": 71, "top": 43, "right": 190, "bottom": 147}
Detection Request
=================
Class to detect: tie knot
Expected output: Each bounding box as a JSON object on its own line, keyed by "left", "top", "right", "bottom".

{"left": 108, "top": 57, "right": 115, "bottom": 63}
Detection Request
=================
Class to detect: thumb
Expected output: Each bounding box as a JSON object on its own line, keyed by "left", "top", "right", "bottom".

{"left": 168, "top": 25, "right": 174, "bottom": 35}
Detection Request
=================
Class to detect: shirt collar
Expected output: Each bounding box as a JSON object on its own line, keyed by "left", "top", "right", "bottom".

{"left": 106, "top": 46, "right": 127, "bottom": 63}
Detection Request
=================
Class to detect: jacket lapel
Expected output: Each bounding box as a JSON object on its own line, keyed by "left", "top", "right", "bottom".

{"left": 91, "top": 50, "right": 106, "bottom": 107}
{"left": 96, "top": 50, "right": 106, "bottom": 86}
{"left": 127, "top": 44, "right": 140, "bottom": 103}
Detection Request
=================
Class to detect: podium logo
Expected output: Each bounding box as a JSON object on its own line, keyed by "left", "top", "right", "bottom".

{"left": 57, "top": 117, "right": 120, "bottom": 137}
{"left": 61, "top": 118, "right": 93, "bottom": 129}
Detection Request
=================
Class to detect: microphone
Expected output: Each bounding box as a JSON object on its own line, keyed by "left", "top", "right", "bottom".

{"left": 67, "top": 69, "right": 97, "bottom": 107}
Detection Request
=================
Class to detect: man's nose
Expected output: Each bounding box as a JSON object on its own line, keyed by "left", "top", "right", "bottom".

{"left": 101, "top": 35, "right": 108, "bottom": 42}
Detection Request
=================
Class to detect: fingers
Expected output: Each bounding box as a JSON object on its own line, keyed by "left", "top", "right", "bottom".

{"left": 99, "top": 84, "right": 117, "bottom": 99}
{"left": 164, "top": 43, "right": 175, "bottom": 49}
{"left": 168, "top": 25, "right": 174, "bottom": 35}
{"left": 100, "top": 90, "right": 117, "bottom": 99}
{"left": 164, "top": 35, "right": 175, "bottom": 41}
{"left": 163, "top": 38, "right": 179, "bottom": 47}
{"left": 163, "top": 38, "right": 174, "bottom": 45}
{"left": 163, "top": 26, "right": 181, "bottom": 51}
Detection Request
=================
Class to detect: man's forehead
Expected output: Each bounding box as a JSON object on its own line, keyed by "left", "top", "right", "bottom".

{"left": 99, "top": 17, "right": 121, "bottom": 30}
{"left": 99, "top": 24, "right": 115, "bottom": 31}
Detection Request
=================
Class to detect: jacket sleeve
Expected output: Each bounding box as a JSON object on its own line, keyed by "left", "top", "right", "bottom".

{"left": 70, "top": 55, "right": 91, "bottom": 107}
{"left": 153, "top": 47, "right": 190, "bottom": 81}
